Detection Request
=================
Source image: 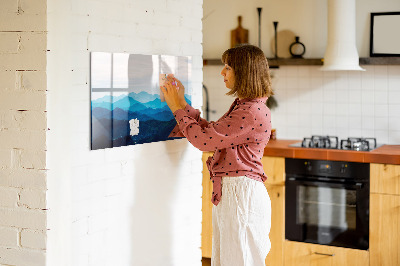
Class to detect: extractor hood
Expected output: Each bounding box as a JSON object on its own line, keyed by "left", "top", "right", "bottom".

{"left": 320, "top": 0, "right": 365, "bottom": 71}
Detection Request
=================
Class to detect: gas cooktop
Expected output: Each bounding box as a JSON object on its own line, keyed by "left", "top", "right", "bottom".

{"left": 289, "top": 135, "right": 383, "bottom": 151}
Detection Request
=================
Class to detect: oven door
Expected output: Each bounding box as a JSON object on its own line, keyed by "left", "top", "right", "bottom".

{"left": 285, "top": 177, "right": 369, "bottom": 250}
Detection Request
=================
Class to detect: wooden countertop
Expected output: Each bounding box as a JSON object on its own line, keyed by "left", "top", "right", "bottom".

{"left": 263, "top": 139, "right": 400, "bottom": 165}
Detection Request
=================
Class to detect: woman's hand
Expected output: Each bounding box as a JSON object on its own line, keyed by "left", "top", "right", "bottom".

{"left": 173, "top": 76, "right": 188, "bottom": 107}
{"left": 161, "top": 77, "right": 186, "bottom": 113}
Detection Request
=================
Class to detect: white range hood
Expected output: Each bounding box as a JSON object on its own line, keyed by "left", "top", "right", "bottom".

{"left": 320, "top": 0, "right": 365, "bottom": 71}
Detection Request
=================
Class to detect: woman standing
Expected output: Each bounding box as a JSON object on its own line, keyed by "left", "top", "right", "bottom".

{"left": 162, "top": 44, "right": 273, "bottom": 266}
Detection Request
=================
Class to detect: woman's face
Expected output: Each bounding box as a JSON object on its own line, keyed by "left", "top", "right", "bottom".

{"left": 220, "top": 64, "right": 235, "bottom": 89}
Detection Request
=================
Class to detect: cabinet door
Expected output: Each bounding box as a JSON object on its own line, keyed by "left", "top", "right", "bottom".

{"left": 264, "top": 184, "right": 284, "bottom": 266}
{"left": 370, "top": 193, "right": 400, "bottom": 266}
{"left": 202, "top": 152, "right": 213, "bottom": 258}
{"left": 284, "top": 241, "right": 369, "bottom": 266}
{"left": 370, "top": 163, "right": 400, "bottom": 195}
{"left": 261, "top": 156, "right": 285, "bottom": 185}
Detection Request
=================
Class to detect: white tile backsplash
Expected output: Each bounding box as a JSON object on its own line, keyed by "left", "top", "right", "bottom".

{"left": 374, "top": 77, "right": 388, "bottom": 91}
{"left": 389, "top": 104, "right": 400, "bottom": 117}
{"left": 389, "top": 131, "right": 400, "bottom": 143}
{"left": 298, "top": 77, "right": 311, "bottom": 89}
{"left": 389, "top": 117, "right": 400, "bottom": 131}
{"left": 388, "top": 65, "right": 400, "bottom": 75}
{"left": 336, "top": 115, "right": 348, "bottom": 129}
{"left": 348, "top": 90, "right": 362, "bottom": 104}
{"left": 335, "top": 73, "right": 349, "bottom": 90}
{"left": 375, "top": 117, "right": 389, "bottom": 129}
{"left": 374, "top": 65, "right": 388, "bottom": 77}
{"left": 361, "top": 104, "right": 375, "bottom": 117}
{"left": 362, "top": 116, "right": 375, "bottom": 130}
{"left": 374, "top": 90, "right": 388, "bottom": 104}
{"left": 336, "top": 90, "right": 349, "bottom": 103}
{"left": 298, "top": 67, "right": 311, "bottom": 78}
{"left": 362, "top": 90, "right": 375, "bottom": 103}
{"left": 286, "top": 77, "right": 299, "bottom": 89}
{"left": 388, "top": 91, "right": 400, "bottom": 104}
{"left": 375, "top": 130, "right": 389, "bottom": 144}
{"left": 336, "top": 103, "right": 349, "bottom": 116}
{"left": 204, "top": 65, "right": 400, "bottom": 144}
{"left": 375, "top": 104, "right": 389, "bottom": 117}
{"left": 388, "top": 75, "right": 400, "bottom": 91}
{"left": 285, "top": 66, "right": 298, "bottom": 77}
{"left": 323, "top": 103, "right": 336, "bottom": 116}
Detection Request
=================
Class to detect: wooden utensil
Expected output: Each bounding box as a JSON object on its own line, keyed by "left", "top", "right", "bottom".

{"left": 231, "top": 16, "right": 249, "bottom": 48}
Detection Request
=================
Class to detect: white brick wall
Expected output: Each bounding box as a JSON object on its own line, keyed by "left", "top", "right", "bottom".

{"left": 0, "top": 0, "right": 48, "bottom": 265}
{"left": 47, "top": 1, "right": 203, "bottom": 266}
{"left": 2, "top": 0, "right": 203, "bottom": 264}
{"left": 21, "top": 229, "right": 47, "bottom": 250}
{"left": 0, "top": 187, "right": 19, "bottom": 208}
{"left": 0, "top": 227, "right": 19, "bottom": 247}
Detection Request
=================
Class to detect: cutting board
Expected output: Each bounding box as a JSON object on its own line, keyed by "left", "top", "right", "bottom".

{"left": 231, "top": 16, "right": 249, "bottom": 48}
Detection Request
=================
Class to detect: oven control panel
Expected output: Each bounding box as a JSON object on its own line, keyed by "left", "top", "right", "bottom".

{"left": 286, "top": 158, "right": 369, "bottom": 180}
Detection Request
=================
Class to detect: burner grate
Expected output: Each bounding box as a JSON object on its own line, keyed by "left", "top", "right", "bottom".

{"left": 301, "top": 135, "right": 339, "bottom": 149}
{"left": 296, "top": 136, "right": 378, "bottom": 151}
{"left": 340, "top": 137, "right": 377, "bottom": 151}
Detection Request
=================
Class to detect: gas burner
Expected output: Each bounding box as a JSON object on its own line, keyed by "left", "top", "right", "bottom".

{"left": 301, "top": 135, "right": 339, "bottom": 149}
{"left": 340, "top": 137, "right": 377, "bottom": 151}
{"left": 290, "top": 136, "right": 380, "bottom": 151}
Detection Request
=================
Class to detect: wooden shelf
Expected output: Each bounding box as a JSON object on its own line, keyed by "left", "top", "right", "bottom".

{"left": 203, "top": 58, "right": 323, "bottom": 67}
{"left": 359, "top": 57, "right": 400, "bottom": 65}
{"left": 268, "top": 58, "right": 322, "bottom": 67}
{"left": 203, "top": 57, "right": 400, "bottom": 67}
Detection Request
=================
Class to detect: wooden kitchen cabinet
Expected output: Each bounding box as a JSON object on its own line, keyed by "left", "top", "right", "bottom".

{"left": 370, "top": 163, "right": 400, "bottom": 195}
{"left": 202, "top": 152, "right": 213, "bottom": 258}
{"left": 262, "top": 156, "right": 285, "bottom": 266}
{"left": 201, "top": 154, "right": 286, "bottom": 266}
{"left": 284, "top": 241, "right": 369, "bottom": 266}
{"left": 264, "top": 184, "right": 285, "bottom": 266}
{"left": 370, "top": 193, "right": 400, "bottom": 266}
{"left": 370, "top": 163, "right": 400, "bottom": 266}
{"left": 261, "top": 156, "right": 285, "bottom": 186}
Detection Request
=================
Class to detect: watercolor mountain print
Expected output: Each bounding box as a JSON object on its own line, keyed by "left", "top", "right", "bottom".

{"left": 90, "top": 52, "right": 192, "bottom": 150}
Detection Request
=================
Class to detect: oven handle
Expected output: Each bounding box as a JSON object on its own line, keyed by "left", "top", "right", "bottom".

{"left": 286, "top": 177, "right": 364, "bottom": 189}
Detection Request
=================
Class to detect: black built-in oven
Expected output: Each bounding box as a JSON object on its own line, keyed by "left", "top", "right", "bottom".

{"left": 285, "top": 158, "right": 369, "bottom": 250}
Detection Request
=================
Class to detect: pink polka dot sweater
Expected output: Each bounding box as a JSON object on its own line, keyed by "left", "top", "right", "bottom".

{"left": 171, "top": 97, "right": 272, "bottom": 206}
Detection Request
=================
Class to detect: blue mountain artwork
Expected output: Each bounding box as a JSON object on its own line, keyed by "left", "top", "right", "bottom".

{"left": 91, "top": 91, "right": 191, "bottom": 150}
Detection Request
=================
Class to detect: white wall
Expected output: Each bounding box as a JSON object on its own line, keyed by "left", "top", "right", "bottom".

{"left": 46, "top": 0, "right": 203, "bottom": 266}
{"left": 203, "top": 0, "right": 400, "bottom": 145}
{"left": 0, "top": 0, "right": 48, "bottom": 265}
{"left": 271, "top": 65, "right": 400, "bottom": 144}
{"left": 204, "top": 65, "right": 400, "bottom": 144}
{"left": 203, "top": 0, "right": 400, "bottom": 58}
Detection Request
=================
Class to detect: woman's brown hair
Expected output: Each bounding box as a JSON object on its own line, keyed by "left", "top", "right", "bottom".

{"left": 221, "top": 44, "right": 273, "bottom": 99}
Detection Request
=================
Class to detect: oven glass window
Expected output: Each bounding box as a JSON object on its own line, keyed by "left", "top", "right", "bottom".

{"left": 297, "top": 186, "right": 356, "bottom": 230}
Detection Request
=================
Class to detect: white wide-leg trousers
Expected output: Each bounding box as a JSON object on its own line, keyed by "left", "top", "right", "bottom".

{"left": 211, "top": 176, "right": 271, "bottom": 266}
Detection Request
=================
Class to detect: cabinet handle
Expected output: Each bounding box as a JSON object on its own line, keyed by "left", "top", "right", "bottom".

{"left": 314, "top": 252, "right": 335, "bottom": 257}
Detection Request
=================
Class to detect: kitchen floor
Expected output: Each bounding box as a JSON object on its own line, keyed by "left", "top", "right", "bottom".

{"left": 202, "top": 257, "right": 211, "bottom": 266}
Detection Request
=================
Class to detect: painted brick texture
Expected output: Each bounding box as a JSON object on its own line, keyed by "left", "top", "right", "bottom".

{"left": 46, "top": 0, "right": 203, "bottom": 266}
{"left": 0, "top": 0, "right": 48, "bottom": 265}
{"left": 2, "top": 0, "right": 203, "bottom": 265}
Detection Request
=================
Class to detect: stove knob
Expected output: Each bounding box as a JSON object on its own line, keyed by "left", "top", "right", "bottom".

{"left": 305, "top": 162, "right": 312, "bottom": 171}
{"left": 340, "top": 164, "right": 347, "bottom": 174}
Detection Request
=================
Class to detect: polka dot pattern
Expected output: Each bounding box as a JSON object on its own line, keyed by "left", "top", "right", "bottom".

{"left": 172, "top": 97, "right": 272, "bottom": 206}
